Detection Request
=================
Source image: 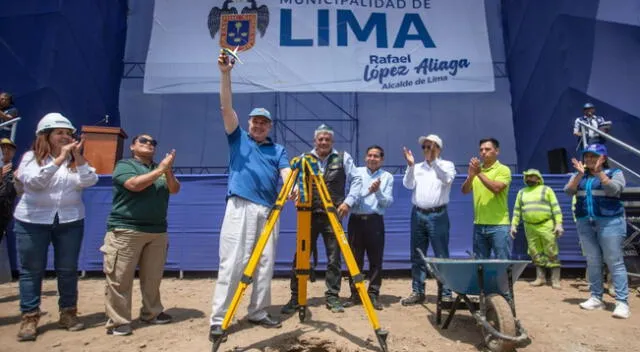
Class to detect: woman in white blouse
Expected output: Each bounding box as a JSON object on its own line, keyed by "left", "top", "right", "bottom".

{"left": 13, "top": 113, "right": 98, "bottom": 342}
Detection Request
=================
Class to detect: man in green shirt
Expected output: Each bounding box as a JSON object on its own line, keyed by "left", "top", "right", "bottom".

{"left": 462, "top": 138, "right": 512, "bottom": 259}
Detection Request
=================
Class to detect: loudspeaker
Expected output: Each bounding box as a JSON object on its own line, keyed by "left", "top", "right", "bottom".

{"left": 547, "top": 148, "right": 568, "bottom": 174}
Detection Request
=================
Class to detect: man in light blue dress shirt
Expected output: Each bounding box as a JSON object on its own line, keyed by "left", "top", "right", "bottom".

{"left": 343, "top": 145, "right": 394, "bottom": 311}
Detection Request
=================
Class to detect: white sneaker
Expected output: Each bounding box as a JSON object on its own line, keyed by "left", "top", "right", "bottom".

{"left": 579, "top": 297, "right": 605, "bottom": 310}
{"left": 612, "top": 302, "right": 631, "bottom": 319}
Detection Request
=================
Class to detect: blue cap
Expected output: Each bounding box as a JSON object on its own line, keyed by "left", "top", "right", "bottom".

{"left": 582, "top": 143, "right": 607, "bottom": 157}
{"left": 249, "top": 108, "right": 272, "bottom": 121}
{"left": 583, "top": 102, "right": 595, "bottom": 109}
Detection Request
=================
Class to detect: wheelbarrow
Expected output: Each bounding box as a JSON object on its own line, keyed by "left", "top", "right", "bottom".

{"left": 418, "top": 250, "right": 531, "bottom": 352}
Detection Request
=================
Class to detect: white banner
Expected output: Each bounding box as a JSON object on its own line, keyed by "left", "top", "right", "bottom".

{"left": 144, "top": 0, "right": 495, "bottom": 93}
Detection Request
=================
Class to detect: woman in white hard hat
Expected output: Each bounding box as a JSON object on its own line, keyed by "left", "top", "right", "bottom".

{"left": 13, "top": 112, "right": 98, "bottom": 341}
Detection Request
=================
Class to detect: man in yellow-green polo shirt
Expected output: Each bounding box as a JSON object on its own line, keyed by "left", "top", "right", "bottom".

{"left": 462, "top": 138, "right": 512, "bottom": 259}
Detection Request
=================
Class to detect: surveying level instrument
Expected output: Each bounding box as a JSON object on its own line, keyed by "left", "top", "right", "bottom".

{"left": 210, "top": 155, "right": 389, "bottom": 352}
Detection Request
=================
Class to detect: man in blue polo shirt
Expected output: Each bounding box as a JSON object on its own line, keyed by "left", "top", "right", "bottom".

{"left": 209, "top": 51, "right": 291, "bottom": 338}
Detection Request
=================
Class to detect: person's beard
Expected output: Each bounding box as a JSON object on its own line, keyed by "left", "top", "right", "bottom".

{"left": 526, "top": 181, "right": 537, "bottom": 187}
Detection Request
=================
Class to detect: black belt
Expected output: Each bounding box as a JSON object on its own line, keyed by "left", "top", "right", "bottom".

{"left": 415, "top": 205, "right": 446, "bottom": 215}
{"left": 351, "top": 213, "right": 382, "bottom": 221}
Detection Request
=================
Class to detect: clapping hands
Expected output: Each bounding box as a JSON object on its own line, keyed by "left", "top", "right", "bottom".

{"left": 571, "top": 158, "right": 585, "bottom": 174}
{"left": 468, "top": 157, "right": 481, "bottom": 176}
{"left": 159, "top": 149, "right": 176, "bottom": 173}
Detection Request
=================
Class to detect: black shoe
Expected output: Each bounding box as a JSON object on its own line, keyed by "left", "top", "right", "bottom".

{"left": 441, "top": 295, "right": 454, "bottom": 303}
{"left": 107, "top": 324, "right": 132, "bottom": 336}
{"left": 141, "top": 312, "right": 172, "bottom": 325}
{"left": 343, "top": 294, "right": 361, "bottom": 308}
{"left": 401, "top": 292, "right": 425, "bottom": 306}
{"left": 370, "top": 295, "right": 383, "bottom": 311}
{"left": 248, "top": 314, "right": 282, "bottom": 329}
{"left": 326, "top": 297, "right": 345, "bottom": 313}
{"left": 208, "top": 325, "right": 227, "bottom": 343}
{"left": 281, "top": 299, "right": 299, "bottom": 315}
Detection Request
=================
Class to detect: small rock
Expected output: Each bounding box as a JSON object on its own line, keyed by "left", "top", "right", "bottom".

{"left": 84, "top": 342, "right": 90, "bottom": 346}
{"left": 139, "top": 343, "right": 146, "bottom": 348}
{"left": 52, "top": 342, "right": 62, "bottom": 347}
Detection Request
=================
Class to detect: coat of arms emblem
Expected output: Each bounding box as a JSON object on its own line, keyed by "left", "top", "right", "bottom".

{"left": 207, "top": 0, "right": 269, "bottom": 52}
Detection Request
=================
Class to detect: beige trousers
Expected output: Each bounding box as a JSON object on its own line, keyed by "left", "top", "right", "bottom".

{"left": 210, "top": 197, "right": 279, "bottom": 325}
{"left": 100, "top": 229, "right": 168, "bottom": 328}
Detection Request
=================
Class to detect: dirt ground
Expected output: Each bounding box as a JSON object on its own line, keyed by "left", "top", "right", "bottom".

{"left": 0, "top": 274, "right": 639, "bottom": 352}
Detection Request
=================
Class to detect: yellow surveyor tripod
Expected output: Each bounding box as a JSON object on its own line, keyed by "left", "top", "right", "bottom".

{"left": 210, "top": 155, "right": 389, "bottom": 352}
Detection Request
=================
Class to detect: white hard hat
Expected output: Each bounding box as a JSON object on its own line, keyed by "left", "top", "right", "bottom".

{"left": 36, "top": 113, "right": 76, "bottom": 135}
{"left": 418, "top": 134, "right": 443, "bottom": 149}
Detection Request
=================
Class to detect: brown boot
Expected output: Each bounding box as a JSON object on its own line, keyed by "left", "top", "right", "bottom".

{"left": 17, "top": 310, "right": 40, "bottom": 342}
{"left": 59, "top": 307, "right": 85, "bottom": 331}
{"left": 530, "top": 267, "right": 545, "bottom": 287}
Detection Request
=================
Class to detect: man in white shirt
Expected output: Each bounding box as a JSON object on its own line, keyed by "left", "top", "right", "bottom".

{"left": 573, "top": 102, "right": 610, "bottom": 149}
{"left": 401, "top": 134, "right": 456, "bottom": 305}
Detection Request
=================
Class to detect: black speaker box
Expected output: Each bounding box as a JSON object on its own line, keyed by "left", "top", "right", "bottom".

{"left": 547, "top": 148, "right": 568, "bottom": 174}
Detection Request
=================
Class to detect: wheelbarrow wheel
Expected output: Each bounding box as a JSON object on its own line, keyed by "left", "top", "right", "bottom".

{"left": 483, "top": 294, "right": 516, "bottom": 352}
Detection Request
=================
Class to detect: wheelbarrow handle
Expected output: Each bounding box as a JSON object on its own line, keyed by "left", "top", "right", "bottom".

{"left": 416, "top": 248, "right": 438, "bottom": 277}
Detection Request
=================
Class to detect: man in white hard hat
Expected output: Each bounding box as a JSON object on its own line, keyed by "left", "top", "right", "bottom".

{"left": 400, "top": 134, "right": 456, "bottom": 305}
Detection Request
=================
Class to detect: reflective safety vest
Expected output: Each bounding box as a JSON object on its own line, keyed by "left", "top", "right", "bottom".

{"left": 574, "top": 169, "right": 624, "bottom": 219}
{"left": 511, "top": 185, "right": 562, "bottom": 226}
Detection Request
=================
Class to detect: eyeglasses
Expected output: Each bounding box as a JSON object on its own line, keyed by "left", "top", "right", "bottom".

{"left": 137, "top": 137, "right": 157, "bottom": 146}
{"left": 421, "top": 144, "right": 433, "bottom": 150}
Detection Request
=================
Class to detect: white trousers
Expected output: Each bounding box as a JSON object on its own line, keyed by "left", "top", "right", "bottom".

{"left": 210, "top": 197, "right": 279, "bottom": 325}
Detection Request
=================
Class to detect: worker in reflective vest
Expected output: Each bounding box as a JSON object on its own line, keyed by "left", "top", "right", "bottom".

{"left": 511, "top": 169, "right": 564, "bottom": 289}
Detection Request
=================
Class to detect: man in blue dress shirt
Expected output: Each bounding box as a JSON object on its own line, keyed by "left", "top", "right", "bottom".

{"left": 343, "top": 145, "right": 394, "bottom": 311}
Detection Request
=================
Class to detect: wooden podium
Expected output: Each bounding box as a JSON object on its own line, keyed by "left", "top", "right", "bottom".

{"left": 81, "top": 126, "right": 128, "bottom": 175}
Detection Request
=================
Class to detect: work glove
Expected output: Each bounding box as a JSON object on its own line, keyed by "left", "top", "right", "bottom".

{"left": 554, "top": 224, "right": 564, "bottom": 237}
{"left": 510, "top": 226, "right": 518, "bottom": 239}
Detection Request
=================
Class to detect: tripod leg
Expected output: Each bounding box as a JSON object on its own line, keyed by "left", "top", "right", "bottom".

{"left": 310, "top": 172, "right": 389, "bottom": 352}
{"left": 295, "top": 168, "right": 314, "bottom": 321}
{"left": 211, "top": 168, "right": 299, "bottom": 350}
{"left": 295, "top": 209, "right": 311, "bottom": 322}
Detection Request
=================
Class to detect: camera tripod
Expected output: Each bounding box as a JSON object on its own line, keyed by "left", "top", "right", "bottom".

{"left": 210, "top": 155, "right": 389, "bottom": 352}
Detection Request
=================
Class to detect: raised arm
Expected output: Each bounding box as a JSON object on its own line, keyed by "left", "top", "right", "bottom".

{"left": 121, "top": 154, "right": 173, "bottom": 193}
{"left": 476, "top": 173, "right": 508, "bottom": 194}
{"left": 375, "top": 172, "right": 394, "bottom": 209}
{"left": 402, "top": 147, "right": 416, "bottom": 189}
{"left": 461, "top": 157, "right": 480, "bottom": 194}
{"left": 342, "top": 152, "right": 362, "bottom": 207}
{"left": 218, "top": 52, "right": 239, "bottom": 134}
{"left": 432, "top": 159, "right": 456, "bottom": 185}
{"left": 163, "top": 150, "right": 181, "bottom": 194}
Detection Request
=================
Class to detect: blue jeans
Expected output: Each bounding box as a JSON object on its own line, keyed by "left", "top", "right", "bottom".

{"left": 577, "top": 216, "right": 628, "bottom": 303}
{"left": 410, "top": 206, "right": 451, "bottom": 296}
{"left": 15, "top": 218, "right": 85, "bottom": 313}
{"left": 473, "top": 225, "right": 512, "bottom": 259}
